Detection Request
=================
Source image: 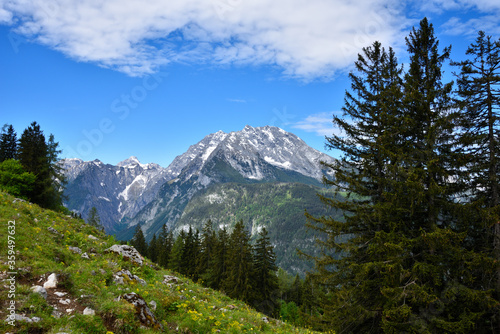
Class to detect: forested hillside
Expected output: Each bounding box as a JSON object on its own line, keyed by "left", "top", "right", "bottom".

{"left": 177, "top": 182, "right": 343, "bottom": 274}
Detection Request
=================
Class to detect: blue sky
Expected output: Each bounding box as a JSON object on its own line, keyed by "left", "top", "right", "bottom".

{"left": 1, "top": 0, "right": 499, "bottom": 167}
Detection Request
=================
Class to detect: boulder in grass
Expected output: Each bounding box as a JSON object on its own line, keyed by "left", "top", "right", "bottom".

{"left": 69, "top": 246, "right": 82, "bottom": 254}
{"left": 83, "top": 307, "right": 95, "bottom": 316}
{"left": 30, "top": 286, "right": 47, "bottom": 299}
{"left": 113, "top": 269, "right": 147, "bottom": 286}
{"left": 105, "top": 245, "right": 143, "bottom": 265}
{"left": 162, "top": 275, "right": 181, "bottom": 284}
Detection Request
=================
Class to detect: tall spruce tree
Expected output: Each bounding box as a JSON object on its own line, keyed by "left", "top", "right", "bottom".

{"left": 306, "top": 18, "right": 496, "bottom": 333}
{"left": 17, "top": 122, "right": 64, "bottom": 210}
{"left": 197, "top": 220, "right": 216, "bottom": 282}
{"left": 169, "top": 230, "right": 186, "bottom": 274}
{"left": 203, "top": 226, "right": 229, "bottom": 290}
{"left": 181, "top": 226, "right": 200, "bottom": 280}
{"left": 453, "top": 30, "right": 500, "bottom": 331}
{"left": 148, "top": 234, "right": 159, "bottom": 263}
{"left": 158, "top": 224, "right": 173, "bottom": 268}
{"left": 18, "top": 121, "right": 49, "bottom": 207}
{"left": 0, "top": 124, "right": 17, "bottom": 162}
{"left": 252, "top": 227, "right": 279, "bottom": 316}
{"left": 222, "top": 220, "right": 255, "bottom": 303}
{"left": 131, "top": 225, "right": 147, "bottom": 256}
{"left": 305, "top": 39, "right": 405, "bottom": 332}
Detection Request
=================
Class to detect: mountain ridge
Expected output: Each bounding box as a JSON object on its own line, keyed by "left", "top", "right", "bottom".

{"left": 62, "top": 125, "right": 335, "bottom": 231}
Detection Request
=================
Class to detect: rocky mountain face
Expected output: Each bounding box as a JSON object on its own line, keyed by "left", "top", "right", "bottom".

{"left": 115, "top": 125, "right": 336, "bottom": 238}
{"left": 61, "top": 125, "right": 337, "bottom": 273}
{"left": 61, "top": 156, "right": 172, "bottom": 233}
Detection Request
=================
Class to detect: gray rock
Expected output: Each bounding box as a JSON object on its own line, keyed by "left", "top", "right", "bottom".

{"left": 113, "top": 269, "right": 146, "bottom": 286}
{"left": 8, "top": 314, "right": 39, "bottom": 323}
{"left": 47, "top": 227, "right": 64, "bottom": 238}
{"left": 88, "top": 234, "right": 99, "bottom": 240}
{"left": 30, "top": 285, "right": 47, "bottom": 299}
{"left": 119, "top": 293, "right": 163, "bottom": 330}
{"left": 81, "top": 252, "right": 90, "bottom": 259}
{"left": 148, "top": 300, "right": 157, "bottom": 311}
{"left": 105, "top": 245, "right": 143, "bottom": 265}
{"left": 68, "top": 246, "right": 82, "bottom": 254}
{"left": 162, "top": 275, "right": 181, "bottom": 284}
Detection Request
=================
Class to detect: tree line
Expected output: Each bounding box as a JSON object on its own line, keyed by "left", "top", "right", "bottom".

{"left": 130, "top": 219, "right": 283, "bottom": 317}
{"left": 303, "top": 18, "right": 500, "bottom": 333}
{"left": 0, "top": 121, "right": 65, "bottom": 210}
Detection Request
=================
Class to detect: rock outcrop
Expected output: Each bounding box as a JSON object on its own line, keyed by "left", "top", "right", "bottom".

{"left": 104, "top": 245, "right": 143, "bottom": 265}
{"left": 113, "top": 269, "right": 146, "bottom": 286}
{"left": 118, "top": 292, "right": 163, "bottom": 330}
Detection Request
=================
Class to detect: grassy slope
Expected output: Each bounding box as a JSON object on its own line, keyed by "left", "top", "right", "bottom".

{"left": 0, "top": 191, "right": 319, "bottom": 334}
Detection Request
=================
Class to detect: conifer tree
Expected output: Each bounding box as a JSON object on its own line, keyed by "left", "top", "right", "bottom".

{"left": 180, "top": 226, "right": 200, "bottom": 279}
{"left": 453, "top": 30, "right": 500, "bottom": 331}
{"left": 17, "top": 122, "right": 64, "bottom": 210}
{"left": 203, "top": 226, "right": 229, "bottom": 290}
{"left": 46, "top": 133, "right": 67, "bottom": 204}
{"left": 197, "top": 220, "right": 216, "bottom": 281}
{"left": 0, "top": 124, "right": 17, "bottom": 162}
{"left": 222, "top": 220, "right": 255, "bottom": 303}
{"left": 87, "top": 207, "right": 104, "bottom": 232}
{"left": 304, "top": 38, "right": 405, "bottom": 332}
{"left": 169, "top": 230, "right": 185, "bottom": 273}
{"left": 148, "top": 234, "right": 159, "bottom": 263}
{"left": 252, "top": 227, "right": 279, "bottom": 316}
{"left": 158, "top": 224, "right": 173, "bottom": 268}
{"left": 131, "top": 225, "right": 147, "bottom": 256}
{"left": 289, "top": 274, "right": 302, "bottom": 306}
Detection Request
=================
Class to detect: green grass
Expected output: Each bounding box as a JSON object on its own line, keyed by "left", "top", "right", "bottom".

{"left": 0, "top": 191, "right": 321, "bottom": 333}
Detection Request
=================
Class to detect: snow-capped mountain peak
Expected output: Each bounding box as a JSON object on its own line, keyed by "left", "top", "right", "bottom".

{"left": 163, "top": 125, "right": 334, "bottom": 182}
{"left": 117, "top": 156, "right": 143, "bottom": 168}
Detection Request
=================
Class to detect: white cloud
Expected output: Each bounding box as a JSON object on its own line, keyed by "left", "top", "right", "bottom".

{"left": 441, "top": 15, "right": 500, "bottom": 37}
{"left": 1, "top": 0, "right": 411, "bottom": 79}
{"left": 418, "top": 0, "right": 500, "bottom": 36}
{"left": 292, "top": 112, "right": 334, "bottom": 136}
{"left": 4, "top": 0, "right": 498, "bottom": 79}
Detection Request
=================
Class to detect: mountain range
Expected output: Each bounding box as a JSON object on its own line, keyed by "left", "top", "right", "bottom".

{"left": 61, "top": 125, "right": 338, "bottom": 274}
